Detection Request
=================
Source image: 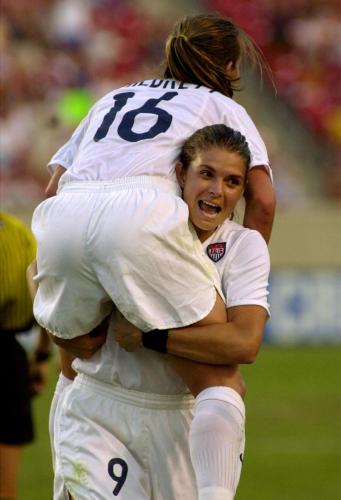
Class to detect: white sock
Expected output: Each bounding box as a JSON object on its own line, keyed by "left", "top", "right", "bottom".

{"left": 189, "top": 387, "right": 245, "bottom": 500}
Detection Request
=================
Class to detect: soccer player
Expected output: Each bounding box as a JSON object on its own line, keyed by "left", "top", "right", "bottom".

{"left": 50, "top": 125, "right": 270, "bottom": 500}
{"left": 32, "top": 13, "right": 274, "bottom": 346}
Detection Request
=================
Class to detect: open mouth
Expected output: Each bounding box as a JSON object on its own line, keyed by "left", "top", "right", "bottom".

{"left": 198, "top": 200, "right": 222, "bottom": 215}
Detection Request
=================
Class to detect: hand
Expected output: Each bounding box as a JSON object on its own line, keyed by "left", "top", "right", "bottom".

{"left": 51, "top": 316, "right": 109, "bottom": 358}
{"left": 113, "top": 316, "right": 142, "bottom": 352}
{"left": 30, "top": 360, "right": 49, "bottom": 396}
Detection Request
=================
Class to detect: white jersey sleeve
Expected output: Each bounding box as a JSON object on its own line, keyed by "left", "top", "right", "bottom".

{"left": 222, "top": 230, "right": 270, "bottom": 314}
{"left": 47, "top": 113, "right": 91, "bottom": 173}
{"left": 203, "top": 222, "right": 270, "bottom": 315}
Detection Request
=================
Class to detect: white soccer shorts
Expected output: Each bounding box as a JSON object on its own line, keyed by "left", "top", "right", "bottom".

{"left": 49, "top": 373, "right": 73, "bottom": 470}
{"left": 32, "top": 176, "right": 222, "bottom": 338}
{"left": 49, "top": 374, "right": 74, "bottom": 500}
{"left": 54, "top": 374, "right": 197, "bottom": 500}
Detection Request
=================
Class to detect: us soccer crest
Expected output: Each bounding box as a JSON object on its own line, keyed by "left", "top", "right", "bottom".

{"left": 207, "top": 242, "right": 226, "bottom": 262}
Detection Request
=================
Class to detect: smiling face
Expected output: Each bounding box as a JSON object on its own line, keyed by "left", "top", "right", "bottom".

{"left": 176, "top": 145, "right": 246, "bottom": 242}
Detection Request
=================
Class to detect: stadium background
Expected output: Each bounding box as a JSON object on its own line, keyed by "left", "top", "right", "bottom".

{"left": 1, "top": 0, "right": 340, "bottom": 498}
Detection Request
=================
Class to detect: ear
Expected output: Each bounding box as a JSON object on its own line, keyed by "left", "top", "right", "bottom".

{"left": 226, "top": 61, "right": 234, "bottom": 72}
{"left": 225, "top": 61, "right": 238, "bottom": 80}
{"left": 175, "top": 161, "right": 186, "bottom": 188}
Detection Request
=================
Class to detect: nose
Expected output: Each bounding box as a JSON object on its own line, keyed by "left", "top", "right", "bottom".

{"left": 208, "top": 178, "right": 223, "bottom": 197}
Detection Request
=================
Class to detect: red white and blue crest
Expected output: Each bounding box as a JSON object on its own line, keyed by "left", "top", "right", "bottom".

{"left": 207, "top": 242, "right": 226, "bottom": 263}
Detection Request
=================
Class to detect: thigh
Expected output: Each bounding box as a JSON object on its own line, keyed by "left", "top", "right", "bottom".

{"left": 32, "top": 194, "right": 113, "bottom": 338}
{"left": 54, "top": 384, "right": 150, "bottom": 500}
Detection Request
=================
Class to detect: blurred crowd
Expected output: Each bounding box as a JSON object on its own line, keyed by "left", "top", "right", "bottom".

{"left": 1, "top": 0, "right": 340, "bottom": 212}
{"left": 0, "top": 0, "right": 169, "bottom": 210}
{"left": 203, "top": 0, "right": 341, "bottom": 201}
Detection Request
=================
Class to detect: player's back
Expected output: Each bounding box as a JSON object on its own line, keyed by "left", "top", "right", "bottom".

{"left": 65, "top": 79, "right": 243, "bottom": 183}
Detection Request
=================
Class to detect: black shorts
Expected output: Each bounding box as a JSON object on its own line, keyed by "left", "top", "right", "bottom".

{"left": 0, "top": 333, "right": 34, "bottom": 445}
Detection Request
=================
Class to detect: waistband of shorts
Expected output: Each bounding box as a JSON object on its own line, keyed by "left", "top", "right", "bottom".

{"left": 74, "top": 373, "right": 194, "bottom": 410}
{"left": 58, "top": 175, "right": 181, "bottom": 196}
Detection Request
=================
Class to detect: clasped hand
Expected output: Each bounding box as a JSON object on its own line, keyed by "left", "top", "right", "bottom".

{"left": 51, "top": 316, "right": 109, "bottom": 358}
{"left": 50, "top": 314, "right": 143, "bottom": 356}
{"left": 112, "top": 315, "right": 142, "bottom": 352}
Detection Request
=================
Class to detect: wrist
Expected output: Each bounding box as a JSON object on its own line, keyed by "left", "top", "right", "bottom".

{"left": 34, "top": 350, "right": 51, "bottom": 363}
{"left": 142, "top": 329, "right": 168, "bottom": 353}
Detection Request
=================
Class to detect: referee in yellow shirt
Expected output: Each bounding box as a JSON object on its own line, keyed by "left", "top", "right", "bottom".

{"left": 0, "top": 212, "right": 43, "bottom": 499}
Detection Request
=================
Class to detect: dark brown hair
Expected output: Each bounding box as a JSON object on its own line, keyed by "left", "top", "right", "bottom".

{"left": 179, "top": 124, "right": 250, "bottom": 174}
{"left": 163, "top": 14, "right": 269, "bottom": 98}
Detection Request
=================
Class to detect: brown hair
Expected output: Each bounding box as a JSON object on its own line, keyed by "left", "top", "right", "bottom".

{"left": 179, "top": 124, "right": 250, "bottom": 175}
{"left": 163, "top": 14, "right": 269, "bottom": 98}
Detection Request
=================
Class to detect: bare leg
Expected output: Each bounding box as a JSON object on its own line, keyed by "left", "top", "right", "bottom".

{"left": 170, "top": 357, "right": 245, "bottom": 398}
{"left": 169, "top": 293, "right": 246, "bottom": 500}
{"left": 0, "top": 443, "right": 21, "bottom": 500}
{"left": 169, "top": 292, "right": 242, "bottom": 397}
{"left": 201, "top": 291, "right": 227, "bottom": 327}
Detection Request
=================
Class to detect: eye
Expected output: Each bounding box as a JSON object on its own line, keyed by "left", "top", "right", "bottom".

{"left": 225, "top": 176, "right": 242, "bottom": 187}
{"left": 200, "top": 169, "right": 213, "bottom": 178}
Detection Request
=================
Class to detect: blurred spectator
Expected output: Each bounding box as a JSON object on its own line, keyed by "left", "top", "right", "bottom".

{"left": 0, "top": 212, "right": 52, "bottom": 499}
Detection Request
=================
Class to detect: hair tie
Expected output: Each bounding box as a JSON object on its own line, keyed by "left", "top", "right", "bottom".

{"left": 177, "top": 34, "right": 189, "bottom": 42}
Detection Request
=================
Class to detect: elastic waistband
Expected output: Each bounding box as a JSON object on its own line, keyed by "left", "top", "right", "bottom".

{"left": 59, "top": 175, "right": 181, "bottom": 196}
{"left": 74, "top": 374, "right": 194, "bottom": 410}
{"left": 54, "top": 372, "right": 73, "bottom": 396}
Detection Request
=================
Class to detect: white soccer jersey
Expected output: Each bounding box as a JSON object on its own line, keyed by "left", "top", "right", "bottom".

{"left": 73, "top": 220, "right": 270, "bottom": 395}
{"left": 48, "top": 79, "right": 271, "bottom": 183}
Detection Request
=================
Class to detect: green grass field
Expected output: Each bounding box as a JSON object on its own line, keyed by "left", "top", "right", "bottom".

{"left": 18, "top": 346, "right": 341, "bottom": 500}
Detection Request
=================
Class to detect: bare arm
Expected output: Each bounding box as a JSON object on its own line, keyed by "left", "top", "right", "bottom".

{"left": 50, "top": 321, "right": 108, "bottom": 359}
{"left": 167, "top": 305, "right": 267, "bottom": 364}
{"left": 243, "top": 166, "right": 276, "bottom": 244}
{"left": 58, "top": 347, "right": 77, "bottom": 380}
{"left": 114, "top": 305, "right": 267, "bottom": 365}
{"left": 44, "top": 165, "right": 67, "bottom": 198}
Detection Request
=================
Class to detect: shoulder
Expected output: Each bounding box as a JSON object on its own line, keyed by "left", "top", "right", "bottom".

{"left": 205, "top": 220, "right": 269, "bottom": 267}
{"left": 206, "top": 94, "right": 262, "bottom": 136}
{"left": 206, "top": 89, "right": 244, "bottom": 111}
{"left": 92, "top": 88, "right": 122, "bottom": 105}
{"left": 228, "top": 225, "right": 269, "bottom": 264}
{"left": 230, "top": 228, "right": 271, "bottom": 284}
{"left": 219, "top": 98, "right": 254, "bottom": 124}
{"left": 91, "top": 83, "right": 135, "bottom": 106}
